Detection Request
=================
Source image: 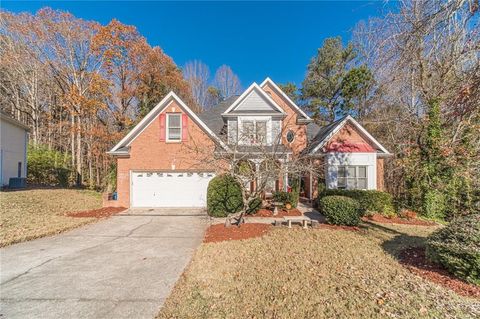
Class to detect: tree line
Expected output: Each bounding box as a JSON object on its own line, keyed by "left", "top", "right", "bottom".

{"left": 286, "top": 0, "right": 479, "bottom": 219}
{"left": 0, "top": 8, "right": 195, "bottom": 189}
{"left": 183, "top": 60, "right": 242, "bottom": 110}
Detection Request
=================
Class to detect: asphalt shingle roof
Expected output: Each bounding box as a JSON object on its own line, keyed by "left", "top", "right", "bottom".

{"left": 198, "top": 95, "right": 239, "bottom": 136}
{"left": 303, "top": 116, "right": 348, "bottom": 154}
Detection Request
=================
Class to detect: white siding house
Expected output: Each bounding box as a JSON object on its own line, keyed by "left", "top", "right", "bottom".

{"left": 0, "top": 112, "right": 29, "bottom": 186}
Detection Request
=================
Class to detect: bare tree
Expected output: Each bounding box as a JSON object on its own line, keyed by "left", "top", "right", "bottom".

{"left": 185, "top": 122, "right": 321, "bottom": 226}
{"left": 183, "top": 60, "right": 210, "bottom": 109}
{"left": 352, "top": 0, "right": 480, "bottom": 213}
{"left": 214, "top": 64, "right": 241, "bottom": 99}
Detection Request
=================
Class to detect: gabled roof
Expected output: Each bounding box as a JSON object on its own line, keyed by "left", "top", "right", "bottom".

{"left": 260, "top": 77, "right": 312, "bottom": 121}
{"left": 108, "top": 92, "right": 230, "bottom": 155}
{"left": 306, "top": 115, "right": 390, "bottom": 156}
{"left": 222, "top": 83, "right": 287, "bottom": 115}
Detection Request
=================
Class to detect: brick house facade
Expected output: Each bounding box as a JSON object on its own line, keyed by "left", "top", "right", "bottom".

{"left": 107, "top": 78, "right": 390, "bottom": 208}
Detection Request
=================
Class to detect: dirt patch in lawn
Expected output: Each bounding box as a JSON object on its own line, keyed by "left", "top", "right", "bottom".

{"left": 66, "top": 207, "right": 126, "bottom": 218}
{"left": 399, "top": 247, "right": 480, "bottom": 299}
{"left": 363, "top": 213, "right": 436, "bottom": 226}
{"left": 251, "top": 208, "right": 302, "bottom": 218}
{"left": 204, "top": 223, "right": 271, "bottom": 243}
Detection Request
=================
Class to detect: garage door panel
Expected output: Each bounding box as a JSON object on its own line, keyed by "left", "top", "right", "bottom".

{"left": 131, "top": 171, "right": 214, "bottom": 208}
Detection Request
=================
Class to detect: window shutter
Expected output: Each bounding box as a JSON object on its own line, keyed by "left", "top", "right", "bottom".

{"left": 159, "top": 114, "right": 166, "bottom": 141}
{"left": 182, "top": 113, "right": 188, "bottom": 141}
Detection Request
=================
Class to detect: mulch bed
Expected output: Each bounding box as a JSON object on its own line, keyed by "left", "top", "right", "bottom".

{"left": 251, "top": 208, "right": 303, "bottom": 218}
{"left": 65, "top": 207, "right": 126, "bottom": 218}
{"left": 204, "top": 223, "right": 271, "bottom": 243}
{"left": 362, "top": 214, "right": 436, "bottom": 226}
{"left": 399, "top": 247, "right": 480, "bottom": 299}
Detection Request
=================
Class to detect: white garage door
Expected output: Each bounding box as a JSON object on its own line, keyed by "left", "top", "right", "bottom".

{"left": 131, "top": 171, "right": 215, "bottom": 208}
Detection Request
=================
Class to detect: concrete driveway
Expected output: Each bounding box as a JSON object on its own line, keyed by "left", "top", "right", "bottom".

{"left": 0, "top": 209, "right": 209, "bottom": 319}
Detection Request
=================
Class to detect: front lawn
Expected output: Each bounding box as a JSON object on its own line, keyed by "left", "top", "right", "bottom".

{"left": 0, "top": 188, "right": 102, "bottom": 247}
{"left": 158, "top": 222, "right": 479, "bottom": 318}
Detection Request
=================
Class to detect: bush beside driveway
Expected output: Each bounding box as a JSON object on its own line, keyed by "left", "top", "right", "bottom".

{"left": 0, "top": 188, "right": 101, "bottom": 247}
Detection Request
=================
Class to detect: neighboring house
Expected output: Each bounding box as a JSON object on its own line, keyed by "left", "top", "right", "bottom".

{"left": 0, "top": 112, "right": 29, "bottom": 187}
{"left": 107, "top": 78, "right": 390, "bottom": 208}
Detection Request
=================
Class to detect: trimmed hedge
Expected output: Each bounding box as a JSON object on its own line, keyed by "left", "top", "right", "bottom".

{"left": 207, "top": 175, "right": 243, "bottom": 217}
{"left": 319, "top": 195, "right": 361, "bottom": 226}
{"left": 426, "top": 214, "right": 480, "bottom": 285}
{"left": 272, "top": 191, "right": 297, "bottom": 208}
{"left": 319, "top": 189, "right": 394, "bottom": 216}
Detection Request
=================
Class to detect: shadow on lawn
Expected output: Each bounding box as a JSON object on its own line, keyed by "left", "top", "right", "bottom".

{"left": 363, "top": 220, "right": 427, "bottom": 258}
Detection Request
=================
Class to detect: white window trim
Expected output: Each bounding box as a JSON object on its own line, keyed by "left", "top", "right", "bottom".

{"left": 237, "top": 116, "right": 272, "bottom": 146}
{"left": 285, "top": 129, "right": 296, "bottom": 144}
{"left": 337, "top": 165, "right": 368, "bottom": 190}
{"left": 166, "top": 113, "right": 182, "bottom": 142}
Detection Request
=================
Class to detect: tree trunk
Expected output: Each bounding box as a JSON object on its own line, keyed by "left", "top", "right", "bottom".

{"left": 71, "top": 114, "right": 75, "bottom": 169}
{"left": 76, "top": 115, "right": 82, "bottom": 186}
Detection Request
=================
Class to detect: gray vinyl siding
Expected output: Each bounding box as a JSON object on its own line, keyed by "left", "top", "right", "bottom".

{"left": 227, "top": 120, "right": 238, "bottom": 144}
{"left": 272, "top": 120, "right": 281, "bottom": 144}
{"left": 235, "top": 89, "right": 279, "bottom": 112}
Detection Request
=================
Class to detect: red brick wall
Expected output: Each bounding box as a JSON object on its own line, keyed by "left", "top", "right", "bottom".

{"left": 303, "top": 158, "right": 324, "bottom": 200}
{"left": 115, "top": 100, "right": 216, "bottom": 207}
{"left": 376, "top": 158, "right": 385, "bottom": 191}
{"left": 261, "top": 83, "right": 307, "bottom": 155}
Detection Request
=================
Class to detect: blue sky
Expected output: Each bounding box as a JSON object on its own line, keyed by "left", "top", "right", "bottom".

{"left": 3, "top": 1, "right": 395, "bottom": 88}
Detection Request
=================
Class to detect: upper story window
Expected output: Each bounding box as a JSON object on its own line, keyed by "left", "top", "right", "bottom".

{"left": 337, "top": 166, "right": 367, "bottom": 189}
{"left": 167, "top": 113, "right": 182, "bottom": 141}
{"left": 240, "top": 120, "right": 267, "bottom": 144}
{"left": 286, "top": 130, "right": 295, "bottom": 143}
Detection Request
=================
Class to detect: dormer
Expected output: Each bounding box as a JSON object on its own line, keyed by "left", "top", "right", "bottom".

{"left": 221, "top": 83, "right": 287, "bottom": 146}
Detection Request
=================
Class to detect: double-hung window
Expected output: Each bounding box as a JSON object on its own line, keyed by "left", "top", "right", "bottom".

{"left": 337, "top": 166, "right": 367, "bottom": 189}
{"left": 241, "top": 120, "right": 268, "bottom": 144}
{"left": 167, "top": 113, "right": 182, "bottom": 141}
{"left": 242, "top": 121, "right": 255, "bottom": 144}
{"left": 255, "top": 121, "right": 267, "bottom": 144}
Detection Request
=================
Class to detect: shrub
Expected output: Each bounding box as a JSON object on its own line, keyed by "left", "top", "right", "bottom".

{"left": 207, "top": 175, "right": 243, "bottom": 217}
{"left": 27, "top": 145, "right": 73, "bottom": 186}
{"left": 320, "top": 189, "right": 394, "bottom": 217}
{"left": 246, "top": 197, "right": 262, "bottom": 215}
{"left": 426, "top": 214, "right": 480, "bottom": 285}
{"left": 423, "top": 189, "right": 446, "bottom": 220}
{"left": 318, "top": 195, "right": 361, "bottom": 226}
{"left": 272, "top": 191, "right": 297, "bottom": 208}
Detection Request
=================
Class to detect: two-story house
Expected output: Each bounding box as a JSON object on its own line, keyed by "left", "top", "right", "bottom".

{"left": 107, "top": 78, "right": 390, "bottom": 208}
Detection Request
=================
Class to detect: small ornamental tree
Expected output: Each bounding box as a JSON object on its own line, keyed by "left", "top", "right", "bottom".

{"left": 191, "top": 122, "right": 322, "bottom": 226}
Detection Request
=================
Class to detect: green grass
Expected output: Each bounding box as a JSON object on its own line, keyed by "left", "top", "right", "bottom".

{"left": 0, "top": 188, "right": 102, "bottom": 247}
{"left": 158, "top": 222, "right": 479, "bottom": 319}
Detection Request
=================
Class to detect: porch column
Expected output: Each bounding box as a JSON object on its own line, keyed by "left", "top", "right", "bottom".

{"left": 278, "top": 159, "right": 288, "bottom": 192}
